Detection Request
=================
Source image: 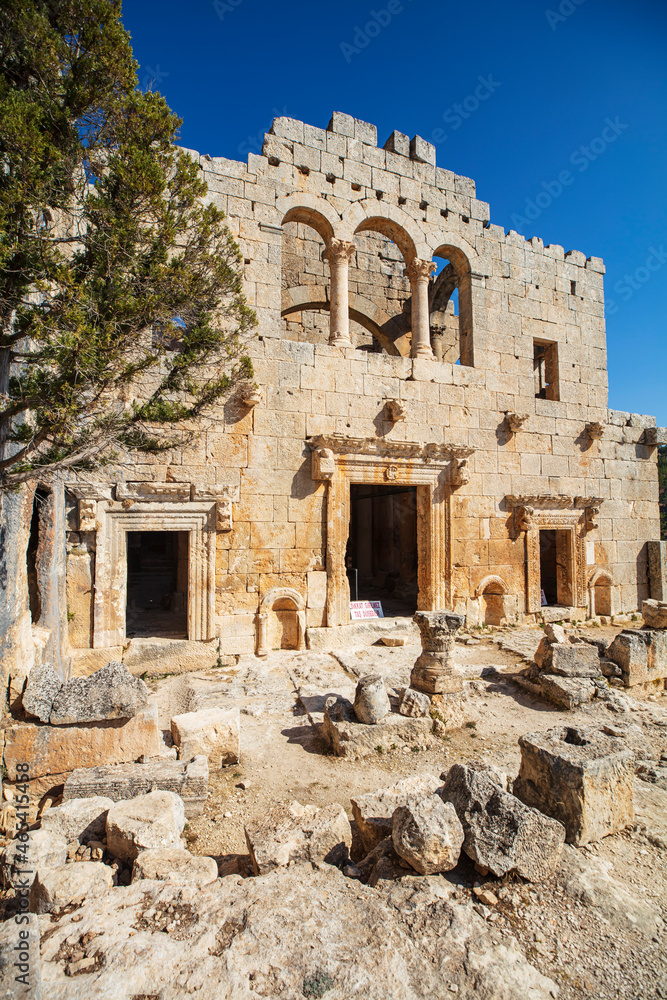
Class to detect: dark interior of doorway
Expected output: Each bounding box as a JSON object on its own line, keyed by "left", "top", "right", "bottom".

{"left": 539, "top": 529, "right": 558, "bottom": 606}
{"left": 346, "top": 484, "right": 418, "bottom": 617}
{"left": 126, "top": 531, "right": 188, "bottom": 639}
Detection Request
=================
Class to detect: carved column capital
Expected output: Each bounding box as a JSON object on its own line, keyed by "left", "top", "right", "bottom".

{"left": 410, "top": 610, "right": 465, "bottom": 695}
{"left": 323, "top": 238, "right": 356, "bottom": 265}
{"left": 404, "top": 258, "right": 437, "bottom": 283}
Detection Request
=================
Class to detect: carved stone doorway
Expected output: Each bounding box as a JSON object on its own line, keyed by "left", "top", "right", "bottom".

{"left": 126, "top": 531, "right": 189, "bottom": 639}
{"left": 539, "top": 528, "right": 574, "bottom": 607}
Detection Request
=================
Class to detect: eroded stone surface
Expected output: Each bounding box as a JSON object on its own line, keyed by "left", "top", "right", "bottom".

{"left": 244, "top": 800, "right": 351, "bottom": 874}
{"left": 40, "top": 796, "right": 114, "bottom": 844}
{"left": 398, "top": 687, "right": 431, "bottom": 718}
{"left": 1, "top": 828, "right": 67, "bottom": 889}
{"left": 63, "top": 757, "right": 208, "bottom": 818}
{"left": 642, "top": 599, "right": 667, "bottom": 629}
{"left": 351, "top": 773, "right": 442, "bottom": 855}
{"left": 30, "top": 861, "right": 113, "bottom": 914}
{"left": 106, "top": 790, "right": 186, "bottom": 861}
{"left": 513, "top": 726, "right": 634, "bottom": 845}
{"left": 440, "top": 763, "right": 565, "bottom": 881}
{"left": 131, "top": 847, "right": 218, "bottom": 887}
{"left": 49, "top": 661, "right": 148, "bottom": 725}
{"left": 353, "top": 674, "right": 390, "bottom": 724}
{"left": 391, "top": 795, "right": 464, "bottom": 874}
{"left": 171, "top": 706, "right": 240, "bottom": 767}
{"left": 22, "top": 661, "right": 63, "bottom": 723}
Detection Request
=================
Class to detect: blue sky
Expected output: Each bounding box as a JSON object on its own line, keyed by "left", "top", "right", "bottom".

{"left": 122, "top": 0, "right": 667, "bottom": 423}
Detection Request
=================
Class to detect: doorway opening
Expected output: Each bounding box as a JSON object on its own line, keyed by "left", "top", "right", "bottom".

{"left": 539, "top": 528, "right": 573, "bottom": 608}
{"left": 27, "top": 487, "right": 50, "bottom": 624}
{"left": 346, "top": 484, "right": 418, "bottom": 617}
{"left": 126, "top": 531, "right": 188, "bottom": 639}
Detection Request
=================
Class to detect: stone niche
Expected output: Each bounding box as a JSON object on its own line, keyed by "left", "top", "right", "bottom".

{"left": 66, "top": 483, "right": 238, "bottom": 647}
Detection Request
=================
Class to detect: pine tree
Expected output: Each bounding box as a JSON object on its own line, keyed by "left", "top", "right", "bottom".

{"left": 0, "top": 0, "right": 255, "bottom": 487}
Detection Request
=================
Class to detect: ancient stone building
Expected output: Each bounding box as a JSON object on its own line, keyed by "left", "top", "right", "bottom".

{"left": 6, "top": 112, "right": 666, "bottom": 678}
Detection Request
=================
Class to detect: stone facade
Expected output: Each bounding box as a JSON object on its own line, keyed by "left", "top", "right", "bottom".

{"left": 7, "top": 111, "right": 663, "bottom": 671}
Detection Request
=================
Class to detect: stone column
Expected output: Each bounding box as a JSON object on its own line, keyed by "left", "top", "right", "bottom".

{"left": 256, "top": 612, "right": 269, "bottom": 657}
{"left": 323, "top": 239, "right": 356, "bottom": 348}
{"left": 405, "top": 258, "right": 437, "bottom": 359}
{"left": 410, "top": 610, "right": 465, "bottom": 694}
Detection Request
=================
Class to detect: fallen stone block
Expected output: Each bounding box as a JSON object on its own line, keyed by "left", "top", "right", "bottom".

{"left": 30, "top": 861, "right": 113, "bottom": 914}
{"left": 440, "top": 763, "right": 565, "bottom": 881}
{"left": 64, "top": 757, "right": 208, "bottom": 819}
{"left": 49, "top": 661, "right": 148, "bottom": 725}
{"left": 3, "top": 703, "right": 160, "bottom": 781}
{"left": 513, "top": 726, "right": 634, "bottom": 845}
{"left": 392, "top": 795, "right": 463, "bottom": 874}
{"left": 0, "top": 913, "right": 41, "bottom": 998}
{"left": 353, "top": 674, "right": 390, "bottom": 724}
{"left": 351, "top": 772, "right": 442, "bottom": 855}
{"left": 170, "top": 707, "right": 239, "bottom": 767}
{"left": 1, "top": 828, "right": 67, "bottom": 889}
{"left": 642, "top": 599, "right": 667, "bottom": 629}
{"left": 320, "top": 699, "right": 434, "bottom": 759}
{"left": 398, "top": 687, "right": 431, "bottom": 718}
{"left": 607, "top": 630, "right": 649, "bottom": 686}
{"left": 541, "top": 643, "right": 600, "bottom": 677}
{"left": 106, "top": 790, "right": 186, "bottom": 861}
{"left": 22, "top": 661, "right": 63, "bottom": 723}
{"left": 538, "top": 674, "right": 596, "bottom": 709}
{"left": 244, "top": 800, "right": 351, "bottom": 875}
{"left": 131, "top": 847, "right": 218, "bottom": 887}
{"left": 40, "top": 796, "right": 114, "bottom": 844}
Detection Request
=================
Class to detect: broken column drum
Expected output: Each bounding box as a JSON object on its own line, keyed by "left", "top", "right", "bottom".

{"left": 410, "top": 611, "right": 465, "bottom": 694}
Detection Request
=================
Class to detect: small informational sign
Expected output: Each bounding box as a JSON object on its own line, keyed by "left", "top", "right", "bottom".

{"left": 350, "top": 600, "right": 384, "bottom": 620}
{"left": 540, "top": 589, "right": 548, "bottom": 607}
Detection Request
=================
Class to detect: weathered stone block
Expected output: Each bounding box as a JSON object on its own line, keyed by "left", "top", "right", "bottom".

{"left": 607, "top": 630, "right": 649, "bottom": 686}
{"left": 106, "top": 790, "right": 186, "bottom": 861}
{"left": 513, "top": 726, "right": 634, "bottom": 845}
{"left": 642, "top": 599, "right": 667, "bottom": 629}
{"left": 22, "top": 661, "right": 63, "bottom": 723}
{"left": 3, "top": 704, "right": 160, "bottom": 781}
{"left": 131, "top": 847, "right": 218, "bottom": 887}
{"left": 353, "top": 674, "right": 390, "bottom": 724}
{"left": 351, "top": 773, "right": 442, "bottom": 855}
{"left": 30, "top": 861, "right": 113, "bottom": 914}
{"left": 244, "top": 800, "right": 350, "bottom": 875}
{"left": 538, "top": 674, "right": 596, "bottom": 710}
{"left": 171, "top": 707, "right": 240, "bottom": 767}
{"left": 49, "top": 660, "right": 148, "bottom": 725}
{"left": 40, "top": 796, "right": 114, "bottom": 843}
{"left": 398, "top": 688, "right": 431, "bottom": 718}
{"left": 440, "top": 763, "right": 565, "bottom": 881}
{"left": 392, "top": 795, "right": 463, "bottom": 875}
{"left": 63, "top": 756, "right": 208, "bottom": 819}
{"left": 543, "top": 643, "right": 601, "bottom": 677}
{"left": 648, "top": 541, "right": 667, "bottom": 601}
{"left": 1, "top": 829, "right": 67, "bottom": 889}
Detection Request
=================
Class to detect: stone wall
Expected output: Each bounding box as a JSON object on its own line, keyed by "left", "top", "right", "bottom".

{"left": 61, "top": 112, "right": 661, "bottom": 658}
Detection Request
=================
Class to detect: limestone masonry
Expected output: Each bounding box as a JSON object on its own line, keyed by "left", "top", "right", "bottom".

{"left": 10, "top": 111, "right": 666, "bottom": 679}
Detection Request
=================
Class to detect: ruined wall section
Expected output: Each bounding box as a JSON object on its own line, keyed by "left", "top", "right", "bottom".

{"left": 62, "top": 113, "right": 659, "bottom": 656}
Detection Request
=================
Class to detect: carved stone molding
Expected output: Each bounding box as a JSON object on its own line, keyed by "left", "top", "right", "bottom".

{"left": 78, "top": 500, "right": 97, "bottom": 532}
{"left": 240, "top": 385, "right": 262, "bottom": 408}
{"left": 311, "top": 447, "right": 336, "bottom": 481}
{"left": 450, "top": 459, "right": 470, "bottom": 489}
{"left": 110, "top": 482, "right": 239, "bottom": 533}
{"left": 506, "top": 495, "right": 603, "bottom": 511}
{"left": 307, "top": 435, "right": 473, "bottom": 463}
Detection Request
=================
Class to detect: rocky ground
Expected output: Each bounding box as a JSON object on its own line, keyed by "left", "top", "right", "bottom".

{"left": 145, "top": 627, "right": 667, "bottom": 1000}
{"left": 2, "top": 624, "right": 667, "bottom": 999}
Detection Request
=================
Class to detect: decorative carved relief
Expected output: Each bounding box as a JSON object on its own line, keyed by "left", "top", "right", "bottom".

{"left": 515, "top": 505, "right": 534, "bottom": 532}
{"left": 585, "top": 505, "right": 600, "bottom": 531}
{"left": 385, "top": 464, "right": 399, "bottom": 481}
{"left": 307, "top": 435, "right": 473, "bottom": 463}
{"left": 585, "top": 421, "right": 605, "bottom": 440}
{"left": 385, "top": 399, "right": 406, "bottom": 423}
{"left": 450, "top": 459, "right": 470, "bottom": 489}
{"left": 322, "top": 238, "right": 356, "bottom": 265}
{"left": 78, "top": 499, "right": 97, "bottom": 532}
{"left": 404, "top": 258, "right": 438, "bottom": 284}
{"left": 240, "top": 384, "right": 262, "bottom": 408}
{"left": 311, "top": 447, "right": 336, "bottom": 481}
{"left": 504, "top": 411, "right": 529, "bottom": 433}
